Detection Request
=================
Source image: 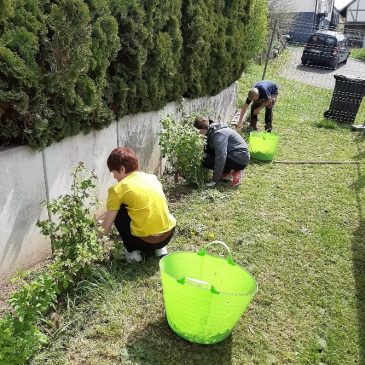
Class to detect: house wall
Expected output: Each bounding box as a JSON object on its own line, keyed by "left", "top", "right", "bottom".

{"left": 290, "top": 12, "right": 317, "bottom": 43}
{"left": 0, "top": 82, "right": 237, "bottom": 282}
{"left": 346, "top": 0, "right": 365, "bottom": 22}
{"left": 291, "top": 0, "right": 317, "bottom": 12}
{"left": 289, "top": 0, "right": 336, "bottom": 43}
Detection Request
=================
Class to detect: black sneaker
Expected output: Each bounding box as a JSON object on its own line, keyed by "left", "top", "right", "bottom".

{"left": 247, "top": 126, "right": 258, "bottom": 134}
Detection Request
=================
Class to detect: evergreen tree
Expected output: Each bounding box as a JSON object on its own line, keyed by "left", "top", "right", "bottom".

{"left": 0, "top": 0, "right": 268, "bottom": 149}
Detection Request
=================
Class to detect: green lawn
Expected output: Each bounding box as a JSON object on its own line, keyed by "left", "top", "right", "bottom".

{"left": 32, "top": 54, "right": 365, "bottom": 365}
{"left": 350, "top": 48, "right": 365, "bottom": 62}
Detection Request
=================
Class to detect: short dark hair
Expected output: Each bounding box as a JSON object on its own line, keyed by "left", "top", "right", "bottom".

{"left": 107, "top": 147, "right": 139, "bottom": 173}
{"left": 193, "top": 116, "right": 209, "bottom": 130}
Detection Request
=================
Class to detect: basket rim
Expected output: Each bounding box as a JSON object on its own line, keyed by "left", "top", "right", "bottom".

{"left": 159, "top": 250, "right": 258, "bottom": 296}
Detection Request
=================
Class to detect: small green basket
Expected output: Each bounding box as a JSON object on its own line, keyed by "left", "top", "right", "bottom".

{"left": 159, "top": 241, "right": 257, "bottom": 344}
{"left": 249, "top": 131, "right": 279, "bottom": 161}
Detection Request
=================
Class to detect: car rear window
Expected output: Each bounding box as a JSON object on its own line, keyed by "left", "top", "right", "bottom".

{"left": 308, "top": 35, "right": 337, "bottom": 47}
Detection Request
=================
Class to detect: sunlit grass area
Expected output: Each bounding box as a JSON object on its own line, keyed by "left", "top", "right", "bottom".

{"left": 350, "top": 48, "right": 365, "bottom": 62}
{"left": 32, "top": 52, "right": 365, "bottom": 365}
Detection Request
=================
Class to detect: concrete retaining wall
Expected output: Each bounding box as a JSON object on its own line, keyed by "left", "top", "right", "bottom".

{"left": 0, "top": 82, "right": 237, "bottom": 281}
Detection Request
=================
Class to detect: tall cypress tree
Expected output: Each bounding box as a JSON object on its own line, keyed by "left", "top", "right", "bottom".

{"left": 0, "top": 0, "right": 268, "bottom": 149}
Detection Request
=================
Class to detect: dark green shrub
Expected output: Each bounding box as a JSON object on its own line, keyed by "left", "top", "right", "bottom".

{"left": 0, "top": 0, "right": 49, "bottom": 147}
{"left": 0, "top": 0, "right": 268, "bottom": 149}
{"left": 181, "top": 0, "right": 266, "bottom": 98}
{"left": 44, "top": 0, "right": 120, "bottom": 144}
{"left": 109, "top": 0, "right": 183, "bottom": 117}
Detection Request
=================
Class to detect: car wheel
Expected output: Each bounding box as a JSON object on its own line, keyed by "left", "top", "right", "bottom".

{"left": 301, "top": 59, "right": 306, "bottom": 65}
{"left": 330, "top": 60, "right": 338, "bottom": 70}
{"left": 343, "top": 57, "right": 348, "bottom": 64}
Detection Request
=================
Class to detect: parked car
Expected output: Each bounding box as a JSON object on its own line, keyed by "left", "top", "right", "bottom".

{"left": 301, "top": 31, "right": 351, "bottom": 69}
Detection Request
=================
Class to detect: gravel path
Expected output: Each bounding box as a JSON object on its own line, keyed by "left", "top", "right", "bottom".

{"left": 280, "top": 47, "right": 365, "bottom": 89}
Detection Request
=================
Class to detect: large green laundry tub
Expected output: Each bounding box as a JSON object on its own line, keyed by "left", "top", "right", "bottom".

{"left": 249, "top": 131, "right": 279, "bottom": 161}
{"left": 159, "top": 241, "right": 257, "bottom": 344}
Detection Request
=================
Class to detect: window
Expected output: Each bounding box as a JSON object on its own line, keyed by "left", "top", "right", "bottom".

{"left": 308, "top": 35, "right": 337, "bottom": 47}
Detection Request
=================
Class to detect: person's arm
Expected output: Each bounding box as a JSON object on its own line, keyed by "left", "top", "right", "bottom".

{"left": 237, "top": 97, "right": 251, "bottom": 128}
{"left": 97, "top": 210, "right": 119, "bottom": 238}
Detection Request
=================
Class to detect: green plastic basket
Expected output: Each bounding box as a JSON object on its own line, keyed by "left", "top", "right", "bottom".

{"left": 159, "top": 241, "right": 258, "bottom": 344}
{"left": 249, "top": 131, "right": 279, "bottom": 161}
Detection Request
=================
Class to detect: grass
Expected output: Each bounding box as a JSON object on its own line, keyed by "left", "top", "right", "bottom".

{"left": 350, "top": 48, "right": 365, "bottom": 62}
{"left": 31, "top": 53, "right": 365, "bottom": 364}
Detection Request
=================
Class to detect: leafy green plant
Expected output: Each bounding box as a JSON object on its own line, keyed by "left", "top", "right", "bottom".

{"left": 159, "top": 115, "right": 208, "bottom": 187}
{"left": 0, "top": 162, "right": 107, "bottom": 364}
{"left": 37, "top": 162, "right": 106, "bottom": 277}
{"left": 0, "top": 315, "right": 47, "bottom": 365}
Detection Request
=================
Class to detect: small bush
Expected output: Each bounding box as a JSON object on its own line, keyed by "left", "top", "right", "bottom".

{"left": 159, "top": 115, "right": 208, "bottom": 187}
{"left": 0, "top": 162, "right": 107, "bottom": 364}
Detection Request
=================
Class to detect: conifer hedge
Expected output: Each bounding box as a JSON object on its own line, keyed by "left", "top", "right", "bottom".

{"left": 0, "top": 0, "right": 267, "bottom": 149}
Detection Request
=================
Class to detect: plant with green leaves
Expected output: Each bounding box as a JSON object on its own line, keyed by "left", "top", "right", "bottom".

{"left": 37, "top": 162, "right": 106, "bottom": 277}
{"left": 0, "top": 314, "right": 47, "bottom": 365}
{"left": 0, "top": 162, "right": 107, "bottom": 364}
{"left": 159, "top": 115, "right": 209, "bottom": 187}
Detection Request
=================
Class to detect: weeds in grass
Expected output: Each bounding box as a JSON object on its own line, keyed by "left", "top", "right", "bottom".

{"left": 314, "top": 119, "right": 337, "bottom": 129}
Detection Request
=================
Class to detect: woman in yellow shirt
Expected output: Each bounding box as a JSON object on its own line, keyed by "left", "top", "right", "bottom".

{"left": 99, "top": 147, "right": 176, "bottom": 263}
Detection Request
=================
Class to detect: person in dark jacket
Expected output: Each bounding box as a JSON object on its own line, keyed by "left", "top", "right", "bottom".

{"left": 237, "top": 80, "right": 278, "bottom": 132}
{"left": 193, "top": 116, "right": 250, "bottom": 187}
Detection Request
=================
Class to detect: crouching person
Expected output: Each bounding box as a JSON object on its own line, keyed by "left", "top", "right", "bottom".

{"left": 98, "top": 147, "right": 176, "bottom": 263}
{"left": 193, "top": 116, "right": 250, "bottom": 187}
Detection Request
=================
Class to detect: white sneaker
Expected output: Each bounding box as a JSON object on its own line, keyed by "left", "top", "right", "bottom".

{"left": 155, "top": 246, "right": 168, "bottom": 258}
{"left": 125, "top": 250, "right": 142, "bottom": 263}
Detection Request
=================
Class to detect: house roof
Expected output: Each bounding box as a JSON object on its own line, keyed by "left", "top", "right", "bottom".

{"left": 334, "top": 0, "right": 357, "bottom": 12}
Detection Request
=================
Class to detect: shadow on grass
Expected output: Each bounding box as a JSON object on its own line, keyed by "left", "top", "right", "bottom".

{"left": 351, "top": 140, "right": 365, "bottom": 362}
{"left": 126, "top": 317, "right": 233, "bottom": 365}
{"left": 295, "top": 62, "right": 347, "bottom": 74}
{"left": 248, "top": 159, "right": 273, "bottom": 166}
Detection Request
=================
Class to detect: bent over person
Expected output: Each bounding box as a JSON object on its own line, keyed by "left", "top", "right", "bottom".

{"left": 238, "top": 80, "right": 278, "bottom": 132}
{"left": 98, "top": 147, "right": 176, "bottom": 263}
{"left": 194, "top": 116, "right": 250, "bottom": 187}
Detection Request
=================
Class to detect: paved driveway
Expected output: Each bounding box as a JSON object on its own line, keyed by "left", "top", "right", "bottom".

{"left": 280, "top": 47, "right": 365, "bottom": 89}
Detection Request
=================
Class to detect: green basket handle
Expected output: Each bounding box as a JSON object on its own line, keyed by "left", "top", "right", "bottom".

{"left": 197, "top": 241, "right": 235, "bottom": 266}
{"left": 177, "top": 277, "right": 220, "bottom": 294}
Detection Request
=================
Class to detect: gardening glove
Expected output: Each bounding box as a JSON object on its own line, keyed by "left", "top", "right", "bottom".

{"left": 205, "top": 181, "right": 216, "bottom": 187}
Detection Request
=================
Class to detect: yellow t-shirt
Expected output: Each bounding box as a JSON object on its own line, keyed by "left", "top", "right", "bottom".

{"left": 106, "top": 171, "right": 176, "bottom": 237}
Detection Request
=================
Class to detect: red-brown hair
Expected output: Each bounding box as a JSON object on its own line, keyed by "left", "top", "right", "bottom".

{"left": 107, "top": 147, "right": 139, "bottom": 173}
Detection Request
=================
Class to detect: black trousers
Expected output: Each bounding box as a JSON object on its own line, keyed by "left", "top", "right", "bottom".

{"left": 203, "top": 150, "right": 250, "bottom": 173}
{"left": 114, "top": 205, "right": 175, "bottom": 253}
{"left": 250, "top": 94, "right": 278, "bottom": 130}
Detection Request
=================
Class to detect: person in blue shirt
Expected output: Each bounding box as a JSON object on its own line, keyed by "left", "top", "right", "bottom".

{"left": 237, "top": 80, "right": 278, "bottom": 132}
